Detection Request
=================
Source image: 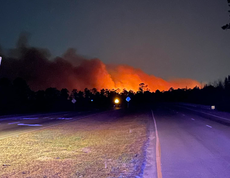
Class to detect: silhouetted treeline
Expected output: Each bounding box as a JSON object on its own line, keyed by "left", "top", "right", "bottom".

{"left": 157, "top": 76, "right": 230, "bottom": 111}
{"left": 0, "top": 77, "right": 134, "bottom": 115}
{"left": 0, "top": 75, "right": 230, "bottom": 115}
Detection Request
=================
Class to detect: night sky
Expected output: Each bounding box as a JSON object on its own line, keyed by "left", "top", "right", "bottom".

{"left": 0, "top": 0, "right": 230, "bottom": 84}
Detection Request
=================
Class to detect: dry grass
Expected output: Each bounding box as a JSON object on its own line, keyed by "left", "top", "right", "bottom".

{"left": 0, "top": 110, "right": 150, "bottom": 177}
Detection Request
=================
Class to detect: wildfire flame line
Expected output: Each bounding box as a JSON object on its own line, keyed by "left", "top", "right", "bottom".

{"left": 0, "top": 46, "right": 200, "bottom": 92}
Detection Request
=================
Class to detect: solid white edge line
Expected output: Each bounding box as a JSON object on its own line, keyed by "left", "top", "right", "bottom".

{"left": 151, "top": 109, "right": 163, "bottom": 178}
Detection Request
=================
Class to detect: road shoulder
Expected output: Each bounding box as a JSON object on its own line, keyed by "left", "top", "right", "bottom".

{"left": 142, "top": 110, "right": 157, "bottom": 178}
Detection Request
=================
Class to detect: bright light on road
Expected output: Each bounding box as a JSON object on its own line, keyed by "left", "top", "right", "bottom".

{"left": 114, "top": 98, "right": 119, "bottom": 104}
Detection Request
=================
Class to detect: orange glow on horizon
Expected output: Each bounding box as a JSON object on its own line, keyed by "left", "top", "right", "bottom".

{"left": 86, "top": 62, "right": 201, "bottom": 92}
{"left": 65, "top": 58, "right": 201, "bottom": 92}
{"left": 2, "top": 47, "right": 200, "bottom": 92}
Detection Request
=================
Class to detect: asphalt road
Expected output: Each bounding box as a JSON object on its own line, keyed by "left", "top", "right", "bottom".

{"left": 153, "top": 103, "right": 230, "bottom": 178}
{"left": 2, "top": 104, "right": 229, "bottom": 178}
{"left": 0, "top": 110, "right": 102, "bottom": 139}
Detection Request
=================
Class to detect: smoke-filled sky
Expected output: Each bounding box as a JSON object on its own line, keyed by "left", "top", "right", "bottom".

{"left": 0, "top": 0, "right": 230, "bottom": 89}
{"left": 0, "top": 38, "right": 200, "bottom": 91}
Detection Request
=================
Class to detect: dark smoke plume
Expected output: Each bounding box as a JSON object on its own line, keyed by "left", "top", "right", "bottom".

{"left": 0, "top": 33, "right": 200, "bottom": 92}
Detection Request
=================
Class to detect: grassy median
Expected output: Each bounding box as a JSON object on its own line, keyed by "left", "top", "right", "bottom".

{"left": 0, "top": 110, "right": 150, "bottom": 177}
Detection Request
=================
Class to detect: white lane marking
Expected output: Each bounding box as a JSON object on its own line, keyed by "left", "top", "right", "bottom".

{"left": 58, "top": 118, "right": 72, "bottom": 120}
{"left": 18, "top": 123, "right": 28, "bottom": 126}
{"left": 0, "top": 110, "right": 111, "bottom": 141}
{"left": 191, "top": 118, "right": 195, "bottom": 120}
{"left": 27, "top": 124, "right": 42, "bottom": 126}
{"left": 176, "top": 106, "right": 230, "bottom": 122}
{"left": 18, "top": 123, "right": 42, "bottom": 126}
{"left": 206, "top": 125, "right": 212, "bottom": 128}
{"left": 23, "top": 118, "right": 38, "bottom": 120}
{"left": 8, "top": 122, "right": 20, "bottom": 125}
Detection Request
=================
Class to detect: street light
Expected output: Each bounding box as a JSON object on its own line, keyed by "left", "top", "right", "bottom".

{"left": 114, "top": 98, "right": 119, "bottom": 104}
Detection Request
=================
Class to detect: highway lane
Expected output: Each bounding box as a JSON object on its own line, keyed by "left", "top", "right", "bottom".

{"left": 0, "top": 110, "right": 103, "bottom": 139}
{"left": 153, "top": 104, "right": 230, "bottom": 178}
